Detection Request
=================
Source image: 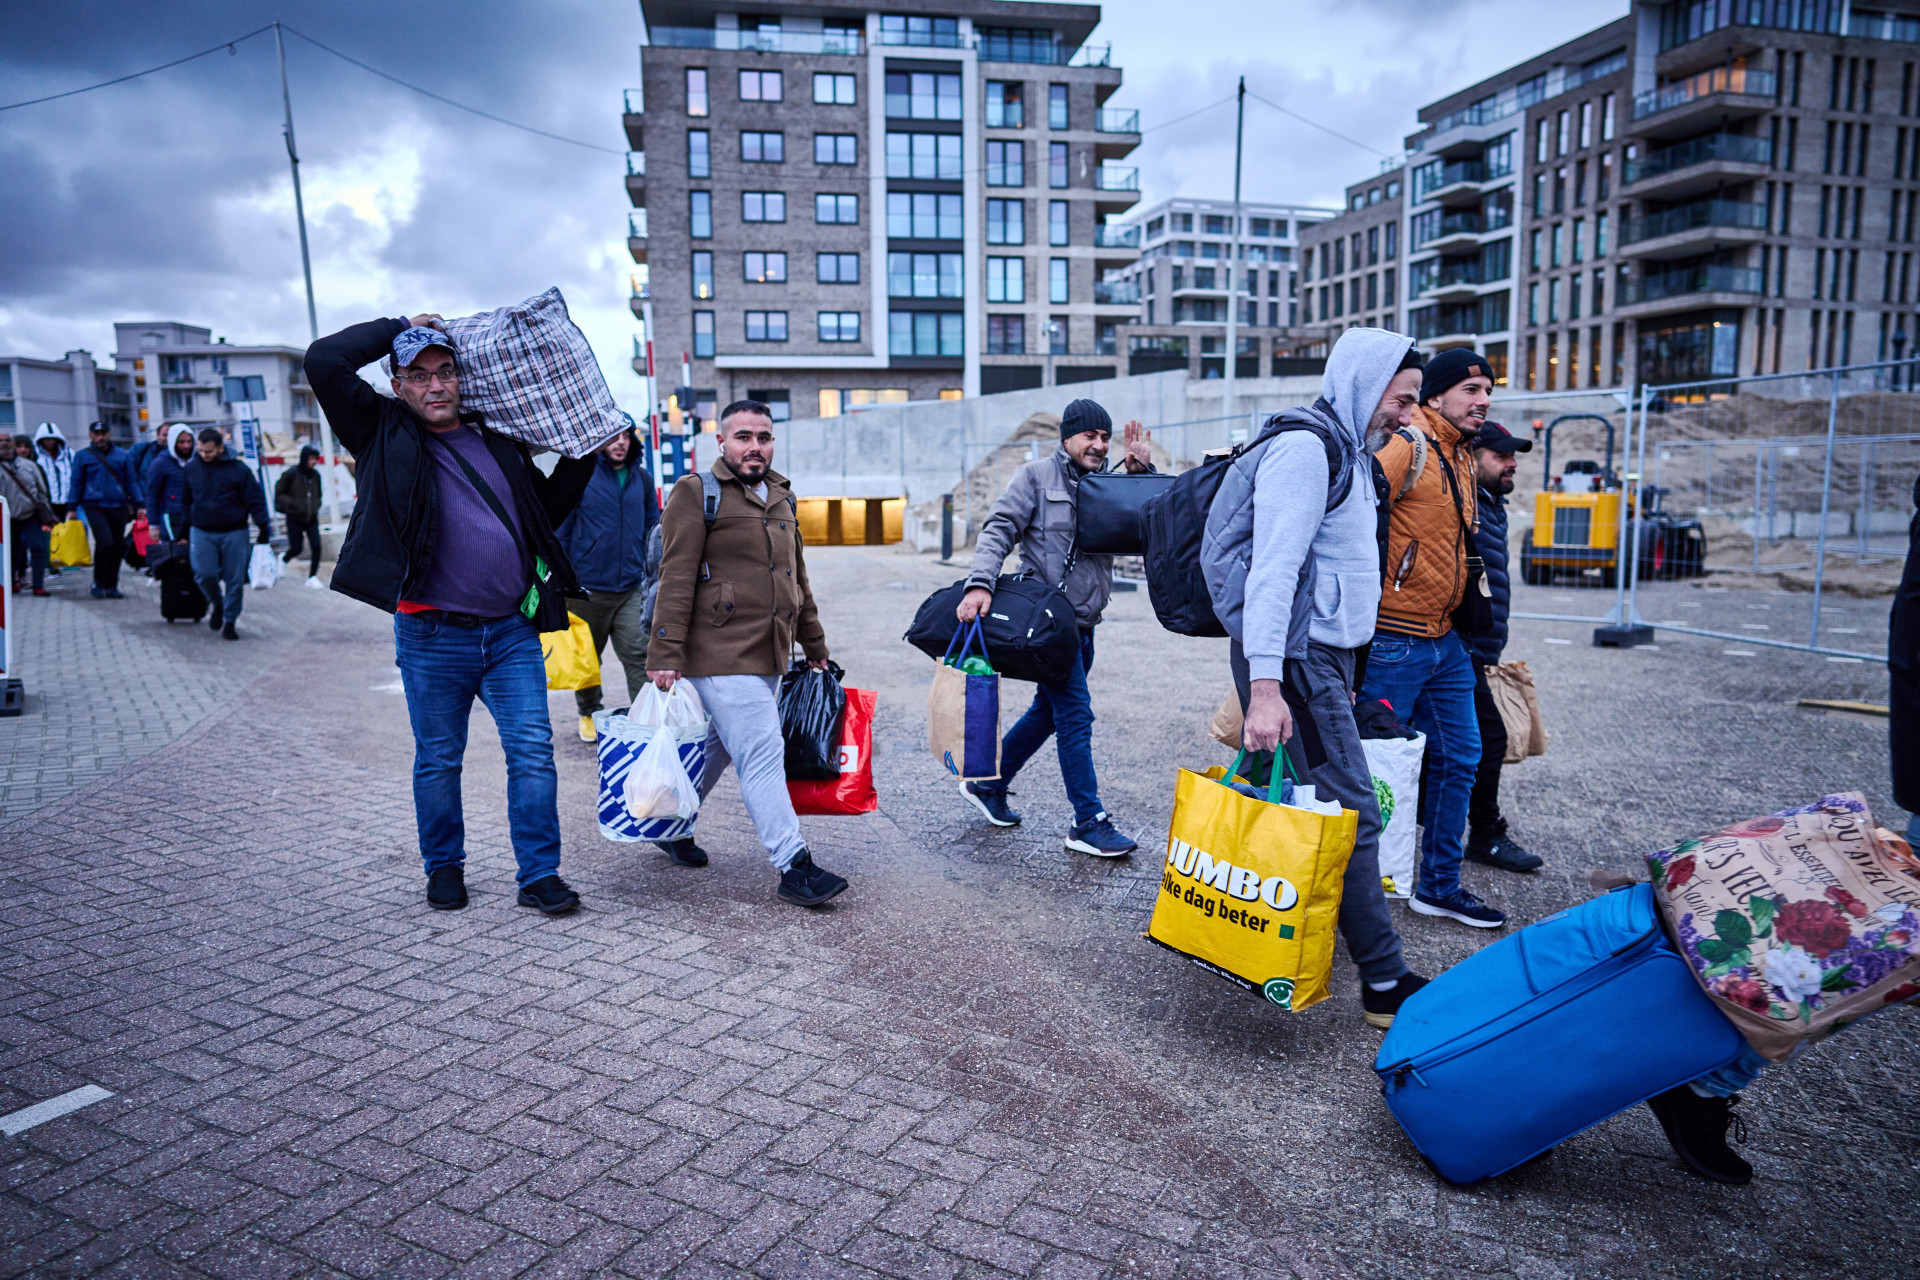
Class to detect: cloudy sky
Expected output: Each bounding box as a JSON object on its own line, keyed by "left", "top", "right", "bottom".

{"left": 0, "top": 0, "right": 1626, "bottom": 411}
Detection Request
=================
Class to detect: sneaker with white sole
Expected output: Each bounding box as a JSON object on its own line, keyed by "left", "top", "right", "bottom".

{"left": 960, "top": 780, "right": 1021, "bottom": 826}
{"left": 1065, "top": 813, "right": 1136, "bottom": 858}
{"left": 1409, "top": 887, "right": 1506, "bottom": 928}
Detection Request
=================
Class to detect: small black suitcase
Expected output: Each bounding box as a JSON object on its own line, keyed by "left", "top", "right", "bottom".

{"left": 156, "top": 556, "right": 207, "bottom": 622}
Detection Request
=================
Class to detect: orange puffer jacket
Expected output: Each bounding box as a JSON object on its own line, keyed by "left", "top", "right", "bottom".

{"left": 1375, "top": 405, "right": 1477, "bottom": 638}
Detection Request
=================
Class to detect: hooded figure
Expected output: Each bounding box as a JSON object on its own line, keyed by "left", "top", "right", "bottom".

{"left": 31, "top": 423, "right": 73, "bottom": 510}
{"left": 146, "top": 424, "right": 199, "bottom": 540}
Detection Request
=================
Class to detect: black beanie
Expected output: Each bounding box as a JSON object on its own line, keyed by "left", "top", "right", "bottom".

{"left": 1420, "top": 348, "right": 1495, "bottom": 404}
{"left": 1060, "top": 398, "right": 1112, "bottom": 439}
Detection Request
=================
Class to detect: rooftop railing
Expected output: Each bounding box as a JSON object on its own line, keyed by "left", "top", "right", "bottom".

{"left": 1633, "top": 66, "right": 1776, "bottom": 119}
{"left": 648, "top": 26, "right": 862, "bottom": 55}
{"left": 1624, "top": 131, "right": 1772, "bottom": 184}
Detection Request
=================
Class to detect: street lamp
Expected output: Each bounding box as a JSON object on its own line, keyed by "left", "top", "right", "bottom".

{"left": 1045, "top": 320, "right": 1063, "bottom": 387}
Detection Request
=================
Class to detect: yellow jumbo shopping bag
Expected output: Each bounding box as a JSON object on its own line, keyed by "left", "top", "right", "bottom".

{"left": 1146, "top": 749, "right": 1358, "bottom": 1012}
{"left": 49, "top": 518, "right": 90, "bottom": 567}
{"left": 542, "top": 612, "right": 602, "bottom": 690}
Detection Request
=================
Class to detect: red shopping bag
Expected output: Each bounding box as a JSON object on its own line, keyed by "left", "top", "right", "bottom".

{"left": 130, "top": 516, "right": 154, "bottom": 555}
{"left": 789, "top": 688, "right": 878, "bottom": 816}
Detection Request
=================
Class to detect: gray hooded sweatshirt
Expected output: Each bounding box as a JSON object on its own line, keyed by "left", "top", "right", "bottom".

{"left": 1238, "top": 327, "right": 1412, "bottom": 680}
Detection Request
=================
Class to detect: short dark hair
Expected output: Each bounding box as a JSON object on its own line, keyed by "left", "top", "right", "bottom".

{"left": 196, "top": 427, "right": 224, "bottom": 446}
{"left": 1397, "top": 346, "right": 1427, "bottom": 374}
{"left": 718, "top": 399, "right": 772, "bottom": 427}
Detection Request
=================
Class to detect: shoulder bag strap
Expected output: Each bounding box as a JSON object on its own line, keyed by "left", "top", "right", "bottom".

{"left": 441, "top": 437, "right": 532, "bottom": 576}
{"left": 1392, "top": 426, "right": 1428, "bottom": 501}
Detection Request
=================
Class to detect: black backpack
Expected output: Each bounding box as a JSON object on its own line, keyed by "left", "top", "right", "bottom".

{"left": 1140, "top": 408, "right": 1349, "bottom": 638}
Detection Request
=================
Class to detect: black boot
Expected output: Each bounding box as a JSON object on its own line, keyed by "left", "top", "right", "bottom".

{"left": 1645, "top": 1086, "right": 1753, "bottom": 1184}
{"left": 1465, "top": 818, "right": 1544, "bottom": 872}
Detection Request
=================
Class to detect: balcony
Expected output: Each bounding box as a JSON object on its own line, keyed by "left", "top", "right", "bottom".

{"left": 1095, "top": 165, "right": 1138, "bottom": 191}
{"left": 1414, "top": 209, "right": 1485, "bottom": 252}
{"left": 622, "top": 89, "right": 643, "bottom": 150}
{"left": 625, "top": 151, "right": 645, "bottom": 207}
{"left": 1620, "top": 263, "right": 1762, "bottom": 313}
{"left": 1620, "top": 199, "right": 1767, "bottom": 259}
{"left": 649, "top": 26, "right": 863, "bottom": 55}
{"left": 1632, "top": 66, "right": 1776, "bottom": 140}
{"left": 627, "top": 211, "right": 648, "bottom": 264}
{"left": 1094, "top": 280, "right": 1141, "bottom": 306}
{"left": 1094, "top": 224, "right": 1140, "bottom": 249}
{"left": 632, "top": 335, "right": 648, "bottom": 376}
{"left": 1413, "top": 157, "right": 1511, "bottom": 206}
{"left": 1095, "top": 108, "right": 1138, "bottom": 133}
{"left": 975, "top": 33, "right": 1111, "bottom": 66}
{"left": 629, "top": 275, "right": 650, "bottom": 319}
{"left": 1624, "top": 131, "right": 1772, "bottom": 199}
{"left": 1412, "top": 258, "right": 1502, "bottom": 302}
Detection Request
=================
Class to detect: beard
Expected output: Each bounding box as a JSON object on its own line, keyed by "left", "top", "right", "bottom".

{"left": 1490, "top": 474, "right": 1515, "bottom": 495}
{"left": 732, "top": 456, "right": 768, "bottom": 480}
{"left": 1363, "top": 416, "right": 1398, "bottom": 453}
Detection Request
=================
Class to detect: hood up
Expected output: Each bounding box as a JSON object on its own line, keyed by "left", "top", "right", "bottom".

{"left": 1318, "top": 327, "right": 1419, "bottom": 449}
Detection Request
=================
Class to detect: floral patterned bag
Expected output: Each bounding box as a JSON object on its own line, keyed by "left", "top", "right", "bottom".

{"left": 1646, "top": 793, "right": 1920, "bottom": 1063}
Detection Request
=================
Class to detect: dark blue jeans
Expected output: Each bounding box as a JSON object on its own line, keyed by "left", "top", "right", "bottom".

{"left": 1360, "top": 629, "right": 1481, "bottom": 900}
{"left": 976, "top": 626, "right": 1103, "bottom": 825}
{"left": 393, "top": 611, "right": 562, "bottom": 887}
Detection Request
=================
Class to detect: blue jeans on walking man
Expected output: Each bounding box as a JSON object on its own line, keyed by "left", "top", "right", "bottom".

{"left": 972, "top": 626, "right": 1103, "bottom": 825}
{"left": 190, "top": 527, "right": 251, "bottom": 621}
{"left": 394, "top": 611, "right": 562, "bottom": 888}
{"left": 1360, "top": 629, "right": 1481, "bottom": 901}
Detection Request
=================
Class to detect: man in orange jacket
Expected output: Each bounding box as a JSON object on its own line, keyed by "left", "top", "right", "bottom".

{"left": 1360, "top": 348, "right": 1501, "bottom": 929}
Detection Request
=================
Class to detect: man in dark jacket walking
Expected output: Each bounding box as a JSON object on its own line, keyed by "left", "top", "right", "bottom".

{"left": 1893, "top": 474, "right": 1920, "bottom": 845}
{"left": 306, "top": 315, "right": 596, "bottom": 915}
{"left": 1462, "top": 422, "right": 1544, "bottom": 872}
{"left": 557, "top": 422, "right": 657, "bottom": 742}
{"left": 275, "top": 444, "right": 325, "bottom": 578}
{"left": 70, "top": 422, "right": 144, "bottom": 598}
{"left": 183, "top": 428, "right": 272, "bottom": 639}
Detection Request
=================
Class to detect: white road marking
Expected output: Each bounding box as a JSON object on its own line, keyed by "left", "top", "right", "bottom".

{"left": 0, "top": 1086, "right": 113, "bottom": 1137}
{"left": 1723, "top": 649, "right": 1757, "bottom": 657}
{"left": 1544, "top": 638, "right": 1573, "bottom": 645}
{"left": 1741, "top": 624, "right": 1770, "bottom": 630}
{"left": 1829, "top": 627, "right": 1860, "bottom": 634}
{"left": 1828, "top": 657, "right": 1865, "bottom": 664}
{"left": 369, "top": 681, "right": 404, "bottom": 692}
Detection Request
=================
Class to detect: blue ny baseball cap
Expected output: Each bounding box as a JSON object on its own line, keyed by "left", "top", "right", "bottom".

{"left": 391, "top": 325, "right": 456, "bottom": 371}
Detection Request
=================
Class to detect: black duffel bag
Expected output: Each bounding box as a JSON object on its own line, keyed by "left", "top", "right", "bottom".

{"left": 905, "top": 574, "right": 1080, "bottom": 684}
{"left": 1075, "top": 471, "right": 1175, "bottom": 554}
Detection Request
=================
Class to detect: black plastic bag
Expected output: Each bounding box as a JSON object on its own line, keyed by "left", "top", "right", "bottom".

{"left": 778, "top": 659, "right": 847, "bottom": 781}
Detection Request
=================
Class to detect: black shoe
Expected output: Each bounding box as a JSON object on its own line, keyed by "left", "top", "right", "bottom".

{"left": 1361, "top": 973, "right": 1430, "bottom": 1029}
{"left": 1466, "top": 820, "right": 1544, "bottom": 872}
{"left": 778, "top": 850, "right": 847, "bottom": 907}
{"left": 426, "top": 865, "right": 467, "bottom": 910}
{"left": 207, "top": 602, "right": 223, "bottom": 630}
{"left": 1409, "top": 887, "right": 1507, "bottom": 928}
{"left": 1065, "top": 813, "right": 1138, "bottom": 858}
{"left": 961, "top": 780, "right": 1021, "bottom": 826}
{"left": 90, "top": 585, "right": 105, "bottom": 598}
{"left": 1646, "top": 1086, "right": 1753, "bottom": 1185}
{"left": 517, "top": 875, "right": 581, "bottom": 915}
{"left": 654, "top": 837, "right": 709, "bottom": 867}
{"left": 104, "top": 588, "right": 124, "bottom": 599}
{"left": 221, "top": 621, "right": 238, "bottom": 640}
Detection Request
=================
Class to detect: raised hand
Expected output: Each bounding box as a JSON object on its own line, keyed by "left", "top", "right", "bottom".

{"left": 1122, "top": 419, "right": 1152, "bottom": 472}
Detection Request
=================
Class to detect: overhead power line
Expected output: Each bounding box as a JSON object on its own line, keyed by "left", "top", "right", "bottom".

{"left": 1140, "top": 94, "right": 1236, "bottom": 133}
{"left": 0, "top": 25, "right": 276, "bottom": 113}
{"left": 1245, "top": 89, "right": 1393, "bottom": 159}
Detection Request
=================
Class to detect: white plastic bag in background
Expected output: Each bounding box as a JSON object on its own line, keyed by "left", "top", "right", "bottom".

{"left": 248, "top": 543, "right": 283, "bottom": 589}
{"left": 1362, "top": 732, "right": 1427, "bottom": 899}
{"left": 622, "top": 682, "right": 709, "bottom": 821}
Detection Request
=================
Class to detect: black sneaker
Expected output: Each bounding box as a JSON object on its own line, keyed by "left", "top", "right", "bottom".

{"left": 426, "top": 864, "right": 467, "bottom": 910}
{"left": 778, "top": 850, "right": 847, "bottom": 907}
{"left": 221, "top": 621, "right": 238, "bottom": 640}
{"left": 207, "top": 601, "right": 224, "bottom": 630}
{"left": 1065, "top": 813, "right": 1137, "bottom": 859}
{"left": 1645, "top": 1086, "right": 1753, "bottom": 1185}
{"left": 104, "top": 588, "right": 124, "bottom": 599}
{"left": 961, "top": 781, "right": 1021, "bottom": 827}
{"left": 1361, "top": 973, "right": 1430, "bottom": 1029}
{"left": 1466, "top": 820, "right": 1544, "bottom": 872}
{"left": 1409, "top": 887, "right": 1506, "bottom": 928}
{"left": 655, "top": 837, "right": 709, "bottom": 867}
{"left": 517, "top": 875, "right": 581, "bottom": 915}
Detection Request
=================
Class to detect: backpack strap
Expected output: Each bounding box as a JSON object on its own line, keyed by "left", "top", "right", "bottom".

{"left": 1256, "top": 412, "right": 1353, "bottom": 513}
{"left": 700, "top": 471, "right": 722, "bottom": 528}
{"left": 1391, "top": 426, "right": 1428, "bottom": 502}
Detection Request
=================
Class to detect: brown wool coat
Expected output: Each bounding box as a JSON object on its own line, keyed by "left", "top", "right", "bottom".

{"left": 1374, "top": 404, "right": 1477, "bottom": 638}
{"left": 648, "top": 457, "right": 828, "bottom": 677}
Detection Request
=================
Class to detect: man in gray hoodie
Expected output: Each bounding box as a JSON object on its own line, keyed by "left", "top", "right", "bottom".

{"left": 1202, "top": 326, "right": 1428, "bottom": 1028}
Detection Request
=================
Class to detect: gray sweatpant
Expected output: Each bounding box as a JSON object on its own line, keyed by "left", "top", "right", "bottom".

{"left": 687, "top": 674, "right": 806, "bottom": 872}
{"left": 1230, "top": 639, "right": 1410, "bottom": 984}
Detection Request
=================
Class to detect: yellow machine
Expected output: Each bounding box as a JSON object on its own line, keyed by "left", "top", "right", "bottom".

{"left": 1522, "top": 479, "right": 1631, "bottom": 588}
{"left": 1518, "top": 414, "right": 1706, "bottom": 587}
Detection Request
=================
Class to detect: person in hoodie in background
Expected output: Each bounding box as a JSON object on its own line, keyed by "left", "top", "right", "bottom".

{"left": 1, "top": 434, "right": 54, "bottom": 595}
{"left": 146, "top": 424, "right": 197, "bottom": 545}
{"left": 182, "top": 427, "right": 272, "bottom": 639}
{"left": 31, "top": 423, "right": 74, "bottom": 522}
{"left": 557, "top": 420, "right": 658, "bottom": 743}
{"left": 69, "top": 421, "right": 144, "bottom": 599}
{"left": 275, "top": 444, "right": 325, "bottom": 579}
{"left": 1202, "top": 326, "right": 1429, "bottom": 1029}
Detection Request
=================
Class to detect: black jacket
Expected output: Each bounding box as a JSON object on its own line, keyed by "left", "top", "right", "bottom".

{"left": 182, "top": 454, "right": 271, "bottom": 536}
{"left": 275, "top": 464, "right": 323, "bottom": 522}
{"left": 1891, "top": 475, "right": 1920, "bottom": 814}
{"left": 1468, "top": 486, "right": 1512, "bottom": 666}
{"left": 304, "top": 316, "right": 594, "bottom": 622}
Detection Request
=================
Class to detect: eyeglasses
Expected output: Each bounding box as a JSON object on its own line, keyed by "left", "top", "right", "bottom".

{"left": 398, "top": 368, "right": 460, "bottom": 386}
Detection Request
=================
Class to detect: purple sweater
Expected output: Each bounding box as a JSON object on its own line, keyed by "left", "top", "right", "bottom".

{"left": 407, "top": 425, "right": 526, "bottom": 616}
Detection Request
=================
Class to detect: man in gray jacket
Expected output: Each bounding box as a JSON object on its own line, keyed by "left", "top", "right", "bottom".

{"left": 956, "top": 398, "right": 1153, "bottom": 857}
{"left": 1203, "top": 327, "right": 1429, "bottom": 1028}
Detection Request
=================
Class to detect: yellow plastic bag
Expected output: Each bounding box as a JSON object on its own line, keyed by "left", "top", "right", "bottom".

{"left": 50, "top": 518, "right": 90, "bottom": 567}
{"left": 1146, "top": 749, "right": 1358, "bottom": 1013}
{"left": 542, "top": 612, "right": 601, "bottom": 690}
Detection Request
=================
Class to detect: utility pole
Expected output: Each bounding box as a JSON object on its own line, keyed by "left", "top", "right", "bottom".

{"left": 276, "top": 22, "right": 343, "bottom": 526}
{"left": 1222, "top": 77, "right": 1246, "bottom": 433}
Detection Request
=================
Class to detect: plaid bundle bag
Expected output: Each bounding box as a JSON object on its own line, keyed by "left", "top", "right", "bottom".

{"left": 437, "top": 287, "right": 624, "bottom": 458}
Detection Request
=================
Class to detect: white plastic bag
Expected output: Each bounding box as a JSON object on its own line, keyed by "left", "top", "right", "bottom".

{"left": 622, "top": 683, "right": 709, "bottom": 821}
{"left": 248, "top": 543, "right": 283, "bottom": 589}
{"left": 1362, "top": 732, "right": 1427, "bottom": 899}
{"left": 1278, "top": 783, "right": 1344, "bottom": 818}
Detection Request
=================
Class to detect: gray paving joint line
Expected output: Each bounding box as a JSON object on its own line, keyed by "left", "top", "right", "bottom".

{"left": 0, "top": 1085, "right": 114, "bottom": 1137}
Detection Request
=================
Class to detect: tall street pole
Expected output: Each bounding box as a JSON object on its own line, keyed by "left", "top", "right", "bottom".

{"left": 276, "top": 22, "right": 343, "bottom": 526}
{"left": 1222, "top": 77, "right": 1246, "bottom": 434}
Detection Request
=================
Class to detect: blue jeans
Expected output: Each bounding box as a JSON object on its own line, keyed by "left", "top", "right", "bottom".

{"left": 1360, "top": 629, "right": 1481, "bottom": 900}
{"left": 976, "top": 627, "right": 1103, "bottom": 825}
{"left": 189, "top": 528, "right": 250, "bottom": 620}
{"left": 393, "top": 611, "right": 562, "bottom": 887}
{"left": 1690, "top": 1043, "right": 1767, "bottom": 1097}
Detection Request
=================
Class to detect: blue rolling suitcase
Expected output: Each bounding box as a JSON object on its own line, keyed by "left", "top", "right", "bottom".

{"left": 1375, "top": 883, "right": 1745, "bottom": 1184}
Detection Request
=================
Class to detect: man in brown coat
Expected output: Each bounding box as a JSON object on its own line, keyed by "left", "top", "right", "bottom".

{"left": 647, "top": 399, "right": 848, "bottom": 906}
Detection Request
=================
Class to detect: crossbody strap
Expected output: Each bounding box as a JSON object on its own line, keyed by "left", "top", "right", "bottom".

{"left": 440, "top": 435, "right": 531, "bottom": 576}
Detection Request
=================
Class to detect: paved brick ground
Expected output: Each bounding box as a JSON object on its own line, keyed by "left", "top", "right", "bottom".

{"left": 2, "top": 546, "right": 1916, "bottom": 1279}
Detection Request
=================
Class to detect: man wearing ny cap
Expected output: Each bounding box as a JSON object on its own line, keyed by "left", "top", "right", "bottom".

{"left": 955, "top": 398, "right": 1154, "bottom": 858}
{"left": 306, "top": 315, "right": 597, "bottom": 915}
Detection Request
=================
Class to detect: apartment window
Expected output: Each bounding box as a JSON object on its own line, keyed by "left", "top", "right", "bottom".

{"left": 1172, "top": 265, "right": 1184, "bottom": 290}
{"left": 815, "top": 134, "right": 858, "bottom": 165}
{"left": 1598, "top": 152, "right": 1613, "bottom": 199}
{"left": 813, "top": 73, "right": 856, "bottom": 105}
{"left": 741, "top": 131, "right": 784, "bottom": 162}
{"left": 1554, "top": 165, "right": 1567, "bottom": 213}
{"left": 1525, "top": 335, "right": 1538, "bottom": 389}
{"left": 1366, "top": 272, "right": 1378, "bottom": 310}
{"left": 743, "top": 252, "right": 786, "bottom": 283}
{"left": 889, "top": 192, "right": 963, "bottom": 239}
{"left": 1557, "top": 109, "right": 1570, "bottom": 156}
{"left": 816, "top": 193, "right": 859, "bottom": 224}
{"left": 1593, "top": 210, "right": 1608, "bottom": 257}
{"left": 1042, "top": 83, "right": 1067, "bottom": 131}
{"left": 742, "top": 191, "right": 786, "bottom": 222}
{"left": 1574, "top": 159, "right": 1587, "bottom": 206}
{"left": 1050, "top": 258, "right": 1069, "bottom": 303}
{"left": 817, "top": 253, "right": 860, "bottom": 283}
{"left": 739, "top": 70, "right": 783, "bottom": 102}
{"left": 885, "top": 71, "right": 962, "bottom": 120}
{"left": 986, "top": 140, "right": 1025, "bottom": 186}
{"left": 1049, "top": 141, "right": 1069, "bottom": 188}
{"left": 1334, "top": 239, "right": 1345, "bottom": 275}
{"left": 747, "top": 390, "right": 792, "bottom": 422}
{"left": 1333, "top": 281, "right": 1344, "bottom": 316}
{"left": 688, "top": 130, "right": 710, "bottom": 177}
{"left": 986, "top": 81, "right": 1024, "bottom": 128}
{"left": 1572, "top": 216, "right": 1585, "bottom": 263}
{"left": 1592, "top": 266, "right": 1606, "bottom": 313}
{"left": 1579, "top": 100, "right": 1593, "bottom": 149}
{"left": 1385, "top": 222, "right": 1397, "bottom": 259}
{"left": 686, "top": 68, "right": 708, "bottom": 116}
{"left": 987, "top": 257, "right": 1026, "bottom": 302}
{"left": 691, "top": 251, "right": 714, "bottom": 298}
{"left": 1533, "top": 172, "right": 1546, "bottom": 217}
{"left": 1546, "top": 332, "right": 1560, "bottom": 389}
{"left": 818, "top": 312, "right": 860, "bottom": 342}
{"left": 1194, "top": 266, "right": 1216, "bottom": 290}
{"left": 693, "top": 311, "right": 714, "bottom": 357}
{"left": 889, "top": 132, "right": 961, "bottom": 179}
{"left": 744, "top": 311, "right": 788, "bottom": 341}
{"left": 690, "top": 191, "right": 712, "bottom": 238}
{"left": 987, "top": 198, "right": 1025, "bottom": 245}
{"left": 1570, "top": 274, "right": 1582, "bottom": 320}
{"left": 891, "top": 312, "right": 964, "bottom": 356}
{"left": 987, "top": 315, "right": 1026, "bottom": 354}
{"left": 1529, "top": 229, "right": 1542, "bottom": 270}
{"left": 1568, "top": 328, "right": 1581, "bottom": 384}
{"left": 887, "top": 252, "right": 963, "bottom": 297}
{"left": 1049, "top": 316, "right": 1070, "bottom": 354}
{"left": 1548, "top": 277, "right": 1561, "bottom": 323}
{"left": 1367, "top": 226, "right": 1380, "bottom": 265}
{"left": 1528, "top": 282, "right": 1540, "bottom": 324}
{"left": 1048, "top": 200, "right": 1070, "bottom": 246}
{"left": 1601, "top": 92, "right": 1615, "bottom": 141}
{"left": 1174, "top": 212, "right": 1193, "bottom": 232}
{"left": 1535, "top": 118, "right": 1549, "bottom": 163}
